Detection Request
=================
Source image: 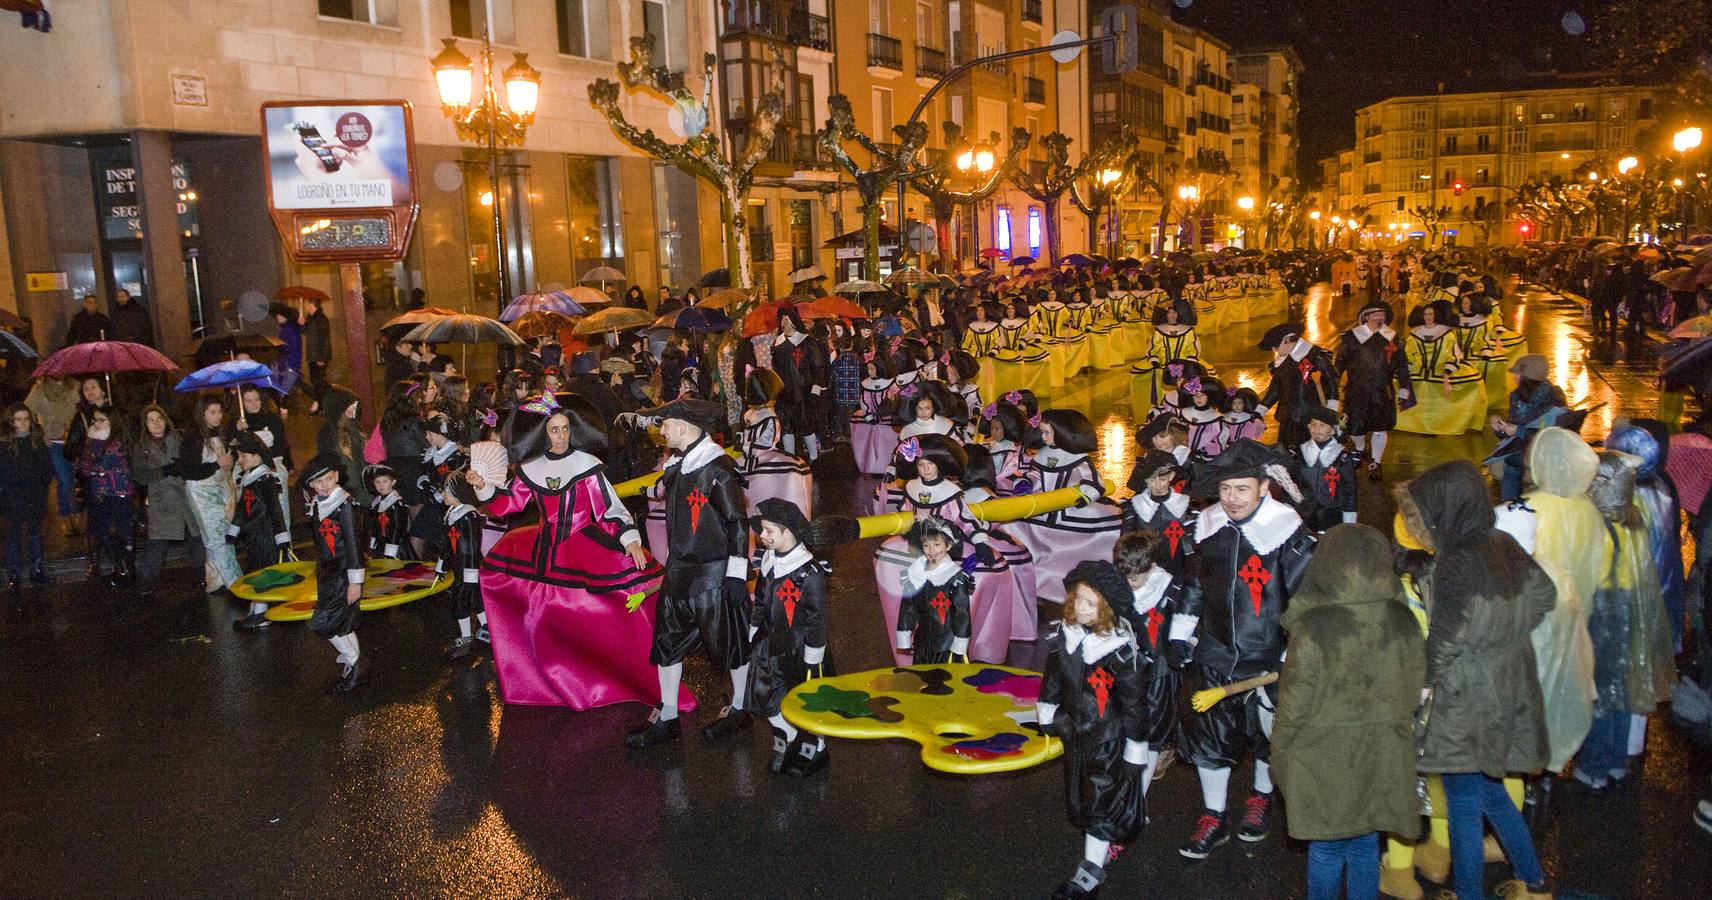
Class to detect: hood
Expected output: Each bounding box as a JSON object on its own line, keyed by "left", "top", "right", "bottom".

{"left": 1605, "top": 422, "right": 1662, "bottom": 481}
{"left": 1526, "top": 427, "right": 1598, "bottom": 497}
{"left": 1398, "top": 460, "right": 1494, "bottom": 552}
{"left": 1589, "top": 450, "right": 1643, "bottom": 525}
{"left": 1282, "top": 524, "right": 1402, "bottom": 629}
{"left": 320, "top": 385, "right": 360, "bottom": 424}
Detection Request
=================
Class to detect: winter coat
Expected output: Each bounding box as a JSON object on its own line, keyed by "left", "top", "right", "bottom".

{"left": 25, "top": 379, "right": 78, "bottom": 445}
{"left": 65, "top": 309, "right": 109, "bottom": 346}
{"left": 132, "top": 431, "right": 198, "bottom": 541}
{"left": 302, "top": 311, "right": 332, "bottom": 364}
{"left": 1272, "top": 525, "right": 1425, "bottom": 841}
{"left": 106, "top": 299, "right": 155, "bottom": 347}
{"left": 0, "top": 435, "right": 56, "bottom": 519}
{"left": 1400, "top": 461, "right": 1553, "bottom": 777}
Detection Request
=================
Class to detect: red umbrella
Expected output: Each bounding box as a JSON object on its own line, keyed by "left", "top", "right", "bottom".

{"left": 800, "top": 296, "right": 869, "bottom": 320}
{"left": 1666, "top": 432, "right": 1712, "bottom": 516}
{"left": 980, "top": 247, "right": 1008, "bottom": 259}
{"left": 275, "top": 285, "right": 332, "bottom": 303}
{"left": 742, "top": 300, "right": 793, "bottom": 337}
{"left": 33, "top": 340, "right": 177, "bottom": 379}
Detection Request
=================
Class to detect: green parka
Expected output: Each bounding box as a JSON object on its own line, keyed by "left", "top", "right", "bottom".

{"left": 1272, "top": 524, "right": 1426, "bottom": 841}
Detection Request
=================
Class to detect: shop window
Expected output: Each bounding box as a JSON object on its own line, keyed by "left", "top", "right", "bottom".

{"left": 1027, "top": 207, "right": 1041, "bottom": 257}
{"left": 994, "top": 207, "right": 1012, "bottom": 255}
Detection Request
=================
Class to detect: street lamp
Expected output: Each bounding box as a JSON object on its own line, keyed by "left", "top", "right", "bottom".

{"left": 1617, "top": 155, "right": 1639, "bottom": 175}
{"left": 956, "top": 143, "right": 998, "bottom": 262}
{"left": 1673, "top": 127, "right": 1703, "bottom": 236}
{"left": 1236, "top": 195, "right": 1255, "bottom": 211}
{"left": 431, "top": 35, "right": 541, "bottom": 369}
{"left": 1674, "top": 127, "right": 1704, "bottom": 154}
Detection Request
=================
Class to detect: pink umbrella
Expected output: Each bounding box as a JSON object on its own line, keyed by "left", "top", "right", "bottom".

{"left": 1666, "top": 432, "right": 1712, "bottom": 516}
{"left": 32, "top": 340, "right": 178, "bottom": 379}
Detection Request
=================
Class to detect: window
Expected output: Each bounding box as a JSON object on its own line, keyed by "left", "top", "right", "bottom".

{"left": 1638, "top": 97, "right": 1652, "bottom": 119}
{"left": 1475, "top": 166, "right": 1490, "bottom": 185}
{"left": 994, "top": 207, "right": 1012, "bottom": 255}
{"left": 1443, "top": 135, "right": 1457, "bottom": 153}
{"left": 643, "top": 0, "right": 687, "bottom": 72}
{"left": 796, "top": 75, "right": 814, "bottom": 130}
{"left": 871, "top": 4, "right": 888, "bottom": 34}
{"left": 1476, "top": 133, "right": 1491, "bottom": 152}
{"left": 917, "top": 2, "right": 935, "bottom": 45}
{"left": 567, "top": 156, "right": 624, "bottom": 273}
{"left": 1607, "top": 97, "right": 1627, "bottom": 119}
{"left": 872, "top": 87, "right": 894, "bottom": 139}
{"left": 319, "top": 0, "right": 397, "bottom": 25}
{"left": 1396, "top": 196, "right": 1406, "bottom": 211}
{"left": 450, "top": 0, "right": 514, "bottom": 44}
{"left": 1027, "top": 208, "right": 1042, "bottom": 257}
{"left": 556, "top": 0, "right": 609, "bottom": 59}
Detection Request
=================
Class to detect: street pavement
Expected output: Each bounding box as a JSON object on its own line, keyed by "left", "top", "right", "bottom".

{"left": 2, "top": 284, "right": 1706, "bottom": 899}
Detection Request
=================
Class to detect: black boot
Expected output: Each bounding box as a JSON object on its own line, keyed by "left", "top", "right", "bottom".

{"left": 768, "top": 727, "right": 794, "bottom": 774}
{"left": 328, "top": 658, "right": 365, "bottom": 694}
{"left": 783, "top": 737, "right": 829, "bottom": 777}
{"left": 624, "top": 708, "right": 683, "bottom": 749}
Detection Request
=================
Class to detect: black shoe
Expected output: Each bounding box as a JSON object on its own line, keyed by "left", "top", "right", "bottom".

{"left": 1051, "top": 861, "right": 1105, "bottom": 898}
{"left": 1367, "top": 460, "right": 1383, "bottom": 482}
{"left": 329, "top": 660, "right": 364, "bottom": 694}
{"left": 233, "top": 612, "right": 271, "bottom": 632}
{"left": 448, "top": 636, "right": 475, "bottom": 660}
{"left": 768, "top": 728, "right": 794, "bottom": 774}
{"left": 1179, "top": 810, "right": 1230, "bottom": 859}
{"left": 784, "top": 740, "right": 829, "bottom": 777}
{"left": 1237, "top": 791, "right": 1273, "bottom": 842}
{"left": 701, "top": 704, "right": 752, "bottom": 741}
{"left": 624, "top": 711, "right": 682, "bottom": 749}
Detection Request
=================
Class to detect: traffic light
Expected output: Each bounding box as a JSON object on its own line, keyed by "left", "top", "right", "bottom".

{"left": 1518, "top": 221, "right": 1532, "bottom": 235}
{"left": 1452, "top": 181, "right": 1465, "bottom": 195}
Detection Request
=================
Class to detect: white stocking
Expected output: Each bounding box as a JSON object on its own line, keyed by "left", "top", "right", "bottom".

{"left": 1370, "top": 430, "right": 1390, "bottom": 463}
{"left": 1198, "top": 765, "right": 1232, "bottom": 812}
{"left": 1628, "top": 714, "right": 1647, "bottom": 756}
{"left": 658, "top": 663, "right": 684, "bottom": 720}
{"left": 1140, "top": 747, "right": 1161, "bottom": 797}
{"left": 1352, "top": 434, "right": 1368, "bottom": 452}
{"left": 1083, "top": 834, "right": 1111, "bottom": 867}
{"left": 729, "top": 664, "right": 750, "bottom": 711}
{"left": 1253, "top": 759, "right": 1274, "bottom": 794}
{"left": 768, "top": 712, "right": 799, "bottom": 741}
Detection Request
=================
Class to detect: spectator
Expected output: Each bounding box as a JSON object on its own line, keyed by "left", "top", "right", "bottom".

{"left": 382, "top": 337, "right": 418, "bottom": 389}
{"left": 271, "top": 303, "right": 304, "bottom": 396}
{"left": 179, "top": 395, "right": 243, "bottom": 596}
{"left": 623, "top": 285, "right": 647, "bottom": 309}
{"left": 405, "top": 287, "right": 427, "bottom": 311}
{"left": 131, "top": 404, "right": 198, "bottom": 598}
{"left": 74, "top": 405, "right": 134, "bottom": 587}
{"left": 0, "top": 403, "right": 56, "bottom": 589}
{"left": 65, "top": 294, "right": 109, "bottom": 346}
{"left": 106, "top": 289, "right": 154, "bottom": 347}
{"left": 302, "top": 298, "right": 332, "bottom": 412}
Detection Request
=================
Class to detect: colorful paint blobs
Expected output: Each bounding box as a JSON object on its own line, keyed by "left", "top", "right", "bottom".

{"left": 381, "top": 562, "right": 438, "bottom": 581}
{"left": 797, "top": 685, "right": 879, "bottom": 719}
{"left": 942, "top": 732, "right": 1028, "bottom": 760}
{"left": 962, "top": 668, "right": 1042, "bottom": 703}
{"left": 894, "top": 667, "right": 954, "bottom": 695}
{"left": 869, "top": 670, "right": 928, "bottom": 693}
{"left": 242, "top": 569, "right": 302, "bottom": 591}
{"left": 865, "top": 696, "right": 905, "bottom": 724}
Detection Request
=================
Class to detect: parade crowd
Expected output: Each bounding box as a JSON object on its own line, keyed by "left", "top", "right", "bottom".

{"left": 4, "top": 244, "right": 1710, "bottom": 900}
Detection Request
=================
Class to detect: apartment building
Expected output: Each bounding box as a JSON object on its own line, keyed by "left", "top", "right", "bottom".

{"left": 1232, "top": 45, "right": 1302, "bottom": 246}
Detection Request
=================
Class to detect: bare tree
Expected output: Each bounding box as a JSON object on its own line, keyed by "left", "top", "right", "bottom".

{"left": 1012, "top": 131, "right": 1127, "bottom": 264}
{"left": 818, "top": 94, "right": 930, "bottom": 280}
{"left": 907, "top": 122, "right": 1031, "bottom": 269}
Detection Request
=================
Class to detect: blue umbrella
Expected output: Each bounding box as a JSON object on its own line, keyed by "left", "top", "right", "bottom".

{"left": 174, "top": 359, "right": 281, "bottom": 393}
{"left": 0, "top": 329, "right": 38, "bottom": 360}
{"left": 673, "top": 306, "right": 731, "bottom": 332}
{"left": 500, "top": 291, "right": 588, "bottom": 322}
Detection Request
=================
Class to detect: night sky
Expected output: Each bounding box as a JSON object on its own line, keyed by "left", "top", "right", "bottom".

{"left": 1170, "top": 0, "right": 1604, "bottom": 178}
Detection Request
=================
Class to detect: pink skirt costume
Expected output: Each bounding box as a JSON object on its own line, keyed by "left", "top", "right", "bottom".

{"left": 851, "top": 379, "right": 900, "bottom": 476}
{"left": 739, "top": 411, "right": 813, "bottom": 519}
{"left": 1005, "top": 449, "right": 1123, "bottom": 604}
{"left": 1181, "top": 406, "right": 1226, "bottom": 458}
{"left": 478, "top": 451, "right": 695, "bottom": 712}
{"left": 986, "top": 440, "right": 1037, "bottom": 495}
{"left": 1215, "top": 413, "right": 1265, "bottom": 452}
{"left": 872, "top": 478, "right": 1038, "bottom": 665}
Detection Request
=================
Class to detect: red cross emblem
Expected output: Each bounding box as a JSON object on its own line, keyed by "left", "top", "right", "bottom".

{"left": 685, "top": 487, "right": 709, "bottom": 532}
{"left": 930, "top": 590, "right": 951, "bottom": 624}
{"left": 242, "top": 488, "right": 255, "bottom": 516}
{"left": 1298, "top": 358, "right": 1315, "bottom": 382}
{"left": 791, "top": 346, "right": 804, "bottom": 368}
{"left": 1237, "top": 554, "right": 1271, "bottom": 617}
{"left": 777, "top": 578, "right": 801, "bottom": 627}
{"left": 437, "top": 462, "right": 450, "bottom": 477}
{"left": 1163, "top": 519, "right": 1185, "bottom": 557}
{"left": 447, "top": 525, "right": 460, "bottom": 555}
{"left": 1088, "top": 666, "right": 1114, "bottom": 717}
{"left": 1323, "top": 465, "right": 1341, "bottom": 498}
{"left": 1384, "top": 340, "right": 1397, "bottom": 366}
{"left": 318, "top": 517, "right": 340, "bottom": 555}
{"left": 1145, "top": 607, "right": 1164, "bottom": 646}
{"left": 377, "top": 511, "right": 391, "bottom": 535}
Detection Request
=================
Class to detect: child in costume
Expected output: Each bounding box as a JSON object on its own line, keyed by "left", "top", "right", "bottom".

{"left": 1333, "top": 300, "right": 1412, "bottom": 481}
{"left": 363, "top": 464, "right": 410, "bottom": 559}
{"left": 1122, "top": 450, "right": 1194, "bottom": 580}
{"left": 894, "top": 516, "right": 973, "bottom": 664}
{"left": 746, "top": 498, "right": 832, "bottom": 776}
{"left": 771, "top": 308, "right": 829, "bottom": 460}
{"left": 738, "top": 368, "right": 813, "bottom": 519}
{"left": 1113, "top": 531, "right": 1182, "bottom": 801}
{"left": 980, "top": 401, "right": 1034, "bottom": 493}
{"left": 1136, "top": 414, "right": 1192, "bottom": 470}
{"left": 1179, "top": 376, "right": 1227, "bottom": 458}
{"left": 1216, "top": 387, "right": 1265, "bottom": 451}
{"left": 1292, "top": 406, "right": 1360, "bottom": 532}
{"left": 1257, "top": 323, "right": 1340, "bottom": 449}
{"left": 1146, "top": 359, "right": 1207, "bottom": 425}
{"left": 411, "top": 413, "right": 468, "bottom": 559}
{"left": 1008, "top": 409, "right": 1124, "bottom": 604}
{"left": 629, "top": 398, "right": 752, "bottom": 749}
{"left": 1037, "top": 560, "right": 1150, "bottom": 899}
{"left": 1170, "top": 440, "right": 1315, "bottom": 859}
{"left": 851, "top": 354, "right": 900, "bottom": 477}
{"left": 298, "top": 452, "right": 368, "bottom": 694}
{"left": 228, "top": 431, "right": 293, "bottom": 632}
{"left": 437, "top": 472, "right": 487, "bottom": 661}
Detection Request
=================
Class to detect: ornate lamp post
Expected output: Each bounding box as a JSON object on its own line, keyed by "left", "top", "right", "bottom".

{"left": 955, "top": 146, "right": 996, "bottom": 262}
{"left": 1673, "top": 127, "right": 1703, "bottom": 236}
{"left": 431, "top": 35, "right": 540, "bottom": 367}
{"left": 1236, "top": 195, "right": 1254, "bottom": 248}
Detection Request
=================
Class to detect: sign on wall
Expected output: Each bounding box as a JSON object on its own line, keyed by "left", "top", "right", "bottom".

{"left": 259, "top": 100, "right": 419, "bottom": 261}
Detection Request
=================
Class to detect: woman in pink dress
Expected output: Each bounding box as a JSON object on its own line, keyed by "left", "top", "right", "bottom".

{"left": 470, "top": 393, "right": 694, "bottom": 713}
{"left": 1216, "top": 386, "right": 1266, "bottom": 450}
{"left": 738, "top": 369, "right": 813, "bottom": 518}
{"left": 1006, "top": 409, "right": 1124, "bottom": 604}
{"left": 850, "top": 355, "right": 899, "bottom": 476}
{"left": 872, "top": 435, "right": 1036, "bottom": 664}
{"left": 1179, "top": 375, "right": 1228, "bottom": 458}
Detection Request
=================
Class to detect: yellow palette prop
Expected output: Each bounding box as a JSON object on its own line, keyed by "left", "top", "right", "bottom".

{"left": 229, "top": 559, "right": 453, "bottom": 623}
{"left": 782, "top": 663, "right": 1062, "bottom": 775}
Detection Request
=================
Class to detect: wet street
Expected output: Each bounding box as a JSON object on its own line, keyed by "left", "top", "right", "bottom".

{"left": 3, "top": 283, "right": 1707, "bottom": 900}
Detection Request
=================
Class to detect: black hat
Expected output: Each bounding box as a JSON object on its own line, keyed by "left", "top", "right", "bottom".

{"left": 1189, "top": 438, "right": 1288, "bottom": 497}
{"left": 424, "top": 412, "right": 465, "bottom": 443}
{"left": 1136, "top": 414, "right": 1187, "bottom": 446}
{"left": 1305, "top": 405, "right": 1343, "bottom": 429}
{"left": 1063, "top": 559, "right": 1130, "bottom": 612}
{"left": 1126, "top": 448, "right": 1181, "bottom": 494}
{"left": 1257, "top": 322, "right": 1303, "bottom": 351}
{"left": 229, "top": 431, "right": 269, "bottom": 458}
{"left": 744, "top": 368, "right": 783, "bottom": 407}
{"left": 642, "top": 397, "right": 727, "bottom": 433}
{"left": 752, "top": 497, "right": 812, "bottom": 545}
{"left": 362, "top": 463, "right": 397, "bottom": 495}
{"left": 1356, "top": 299, "right": 1393, "bottom": 324}
{"left": 296, "top": 452, "right": 345, "bottom": 493}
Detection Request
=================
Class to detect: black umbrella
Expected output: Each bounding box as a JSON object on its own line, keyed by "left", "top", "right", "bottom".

{"left": 187, "top": 332, "right": 284, "bottom": 369}
{"left": 1662, "top": 334, "right": 1712, "bottom": 391}
{"left": 697, "top": 268, "right": 731, "bottom": 289}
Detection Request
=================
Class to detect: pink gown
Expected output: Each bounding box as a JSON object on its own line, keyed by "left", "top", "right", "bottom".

{"left": 1215, "top": 411, "right": 1265, "bottom": 450}
{"left": 1181, "top": 404, "right": 1225, "bottom": 457}
{"left": 851, "top": 377, "right": 899, "bottom": 475}
{"left": 479, "top": 451, "right": 696, "bottom": 712}
{"left": 1005, "top": 448, "right": 1124, "bottom": 603}
{"left": 872, "top": 477, "right": 1038, "bottom": 664}
{"left": 739, "top": 409, "right": 813, "bottom": 518}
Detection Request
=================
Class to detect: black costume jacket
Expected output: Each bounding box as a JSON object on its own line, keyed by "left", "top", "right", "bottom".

{"left": 746, "top": 545, "right": 831, "bottom": 716}
{"left": 771, "top": 333, "right": 830, "bottom": 436}
{"left": 1123, "top": 490, "right": 1195, "bottom": 578}
{"left": 436, "top": 504, "right": 483, "bottom": 618}
{"left": 1293, "top": 439, "right": 1359, "bottom": 532}
{"left": 309, "top": 487, "right": 366, "bottom": 637}
{"left": 1179, "top": 496, "right": 1314, "bottom": 680}
{"left": 655, "top": 436, "right": 748, "bottom": 576}
{"left": 896, "top": 557, "right": 972, "bottom": 664}
{"left": 367, "top": 490, "right": 411, "bottom": 558}
{"left": 226, "top": 465, "right": 290, "bottom": 569}
{"left": 1333, "top": 325, "right": 1410, "bottom": 435}
{"left": 1123, "top": 567, "right": 1182, "bottom": 744}
{"left": 1038, "top": 625, "right": 1149, "bottom": 747}
{"left": 1260, "top": 342, "right": 1340, "bottom": 447}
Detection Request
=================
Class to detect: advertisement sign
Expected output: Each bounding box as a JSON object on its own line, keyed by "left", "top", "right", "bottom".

{"left": 260, "top": 100, "right": 418, "bottom": 261}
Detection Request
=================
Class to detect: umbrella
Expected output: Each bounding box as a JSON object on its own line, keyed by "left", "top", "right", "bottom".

{"left": 700, "top": 288, "right": 754, "bottom": 310}
{"left": 500, "top": 291, "right": 586, "bottom": 321}
{"left": 1060, "top": 253, "right": 1096, "bottom": 266}
{"left": 275, "top": 286, "right": 331, "bottom": 303}
{"left": 1665, "top": 432, "right": 1712, "bottom": 516}
{"left": 574, "top": 307, "right": 656, "bottom": 335}
{"left": 800, "top": 296, "right": 869, "bottom": 320}
{"left": 980, "top": 247, "right": 1008, "bottom": 259}
{"left": 741, "top": 300, "right": 793, "bottom": 338}
{"left": 833, "top": 279, "right": 889, "bottom": 295}
{"left": 509, "top": 310, "right": 577, "bottom": 340}
{"left": 658, "top": 306, "right": 731, "bottom": 332}
{"left": 174, "top": 359, "right": 281, "bottom": 394}
{"left": 1670, "top": 316, "right": 1712, "bottom": 340}
{"left": 380, "top": 306, "right": 462, "bottom": 340}
{"left": 582, "top": 265, "right": 626, "bottom": 285}
{"left": 33, "top": 341, "right": 176, "bottom": 379}
{"left": 698, "top": 268, "right": 731, "bottom": 289}
{"left": 1008, "top": 255, "right": 1037, "bottom": 266}
{"left": 401, "top": 313, "right": 524, "bottom": 346}
{"left": 787, "top": 265, "right": 826, "bottom": 284}
{"left": 187, "top": 332, "right": 284, "bottom": 359}
{"left": 885, "top": 267, "right": 933, "bottom": 287}
{"left": 0, "top": 329, "right": 38, "bottom": 360}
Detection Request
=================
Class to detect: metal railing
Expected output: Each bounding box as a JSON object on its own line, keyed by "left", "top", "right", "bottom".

{"left": 794, "top": 133, "right": 829, "bottom": 169}
{"left": 1024, "top": 77, "right": 1046, "bottom": 104}
{"left": 867, "top": 33, "right": 903, "bottom": 69}
{"left": 788, "top": 9, "right": 829, "bottom": 49}
{"left": 1022, "top": 0, "right": 1042, "bottom": 24}
{"left": 918, "top": 45, "right": 947, "bottom": 79}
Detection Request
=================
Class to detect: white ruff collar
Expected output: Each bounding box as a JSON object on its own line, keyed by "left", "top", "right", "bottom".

{"left": 1288, "top": 339, "right": 1312, "bottom": 362}
{"left": 762, "top": 543, "right": 814, "bottom": 579}
{"left": 908, "top": 555, "right": 961, "bottom": 587}
{"left": 1352, "top": 324, "right": 1395, "bottom": 343}
{"left": 1131, "top": 568, "right": 1173, "bottom": 614}
{"left": 1182, "top": 405, "right": 1221, "bottom": 424}
{"left": 1300, "top": 439, "right": 1344, "bottom": 468}
{"left": 906, "top": 477, "right": 961, "bottom": 506}
{"left": 238, "top": 465, "right": 272, "bottom": 487}
{"left": 1196, "top": 495, "right": 1303, "bottom": 555}
{"left": 372, "top": 490, "right": 402, "bottom": 512}
{"left": 1062, "top": 623, "right": 1135, "bottom": 663}
{"left": 861, "top": 377, "right": 894, "bottom": 391}
{"left": 1131, "top": 490, "right": 1189, "bottom": 521}
{"left": 899, "top": 416, "right": 954, "bottom": 439}
{"left": 522, "top": 450, "right": 599, "bottom": 489}
{"left": 672, "top": 435, "right": 725, "bottom": 475}
{"left": 1412, "top": 324, "right": 1450, "bottom": 340}
{"left": 314, "top": 487, "right": 350, "bottom": 520}
{"left": 424, "top": 441, "right": 460, "bottom": 465}
{"left": 445, "top": 503, "right": 477, "bottom": 524}
{"left": 1156, "top": 323, "right": 1191, "bottom": 336}
{"left": 1035, "top": 447, "right": 1086, "bottom": 468}
{"left": 968, "top": 321, "right": 998, "bottom": 333}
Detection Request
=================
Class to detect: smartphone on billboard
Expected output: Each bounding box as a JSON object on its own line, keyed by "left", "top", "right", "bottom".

{"left": 292, "top": 122, "right": 342, "bottom": 173}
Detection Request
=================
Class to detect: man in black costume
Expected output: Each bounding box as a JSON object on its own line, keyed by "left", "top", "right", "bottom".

{"left": 1169, "top": 440, "right": 1315, "bottom": 859}
{"left": 1256, "top": 322, "right": 1339, "bottom": 449}
{"left": 1332, "top": 300, "right": 1411, "bottom": 480}
{"left": 770, "top": 308, "right": 829, "bottom": 461}
{"left": 627, "top": 398, "right": 753, "bottom": 748}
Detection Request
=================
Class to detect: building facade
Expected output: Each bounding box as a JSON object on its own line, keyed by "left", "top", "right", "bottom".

{"left": 1339, "top": 81, "right": 1658, "bottom": 246}
{"left": 1232, "top": 45, "right": 1301, "bottom": 247}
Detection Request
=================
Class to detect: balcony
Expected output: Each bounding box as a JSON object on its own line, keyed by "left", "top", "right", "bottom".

{"left": 1022, "top": 0, "right": 1042, "bottom": 25}
{"left": 1363, "top": 183, "right": 1381, "bottom": 194}
{"left": 1024, "top": 77, "right": 1046, "bottom": 106}
{"left": 750, "top": 228, "right": 774, "bottom": 262}
{"left": 724, "top": 3, "right": 829, "bottom": 51}
{"left": 1364, "top": 151, "right": 1382, "bottom": 163}
{"left": 918, "top": 45, "right": 947, "bottom": 79}
{"left": 1165, "top": 125, "right": 1179, "bottom": 145}
{"left": 952, "top": 33, "right": 1009, "bottom": 74}
{"left": 793, "top": 133, "right": 830, "bottom": 169}
{"left": 1194, "top": 67, "right": 1231, "bottom": 93}
{"left": 1164, "top": 65, "right": 1179, "bottom": 88}
{"left": 788, "top": 10, "right": 830, "bottom": 50}
{"left": 867, "top": 33, "right": 903, "bottom": 70}
{"left": 1363, "top": 124, "right": 1383, "bottom": 138}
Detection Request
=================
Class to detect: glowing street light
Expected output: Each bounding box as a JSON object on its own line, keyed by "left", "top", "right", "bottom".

{"left": 1674, "top": 127, "right": 1703, "bottom": 154}
{"left": 1617, "top": 155, "right": 1639, "bottom": 175}
{"left": 1177, "top": 184, "right": 1200, "bottom": 202}
{"left": 1099, "top": 168, "right": 1123, "bottom": 186}
{"left": 1587, "top": 172, "right": 1600, "bottom": 182}
{"left": 1309, "top": 210, "right": 1321, "bottom": 220}
{"left": 1236, "top": 195, "right": 1255, "bottom": 211}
